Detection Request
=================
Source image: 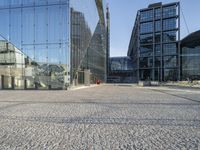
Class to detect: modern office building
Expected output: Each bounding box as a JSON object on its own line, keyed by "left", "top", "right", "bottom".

{"left": 107, "top": 56, "right": 136, "bottom": 83}
{"left": 0, "top": 0, "right": 107, "bottom": 90}
{"left": 128, "top": 2, "right": 180, "bottom": 82}
{"left": 181, "top": 30, "right": 200, "bottom": 80}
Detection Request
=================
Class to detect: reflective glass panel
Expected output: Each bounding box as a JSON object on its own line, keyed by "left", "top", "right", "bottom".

{"left": 140, "top": 10, "right": 153, "bottom": 22}
{"left": 22, "top": 7, "right": 34, "bottom": 44}
{"left": 164, "top": 56, "right": 177, "bottom": 67}
{"left": 155, "top": 57, "right": 161, "bottom": 67}
{"left": 155, "top": 8, "right": 161, "bottom": 19}
{"left": 155, "top": 21, "right": 161, "bottom": 32}
{"left": 163, "top": 31, "right": 177, "bottom": 42}
{"left": 164, "top": 69, "right": 178, "bottom": 81}
{"left": 140, "top": 22, "right": 153, "bottom": 34}
{"left": 155, "top": 33, "right": 161, "bottom": 43}
{"left": 163, "top": 43, "right": 177, "bottom": 55}
{"left": 140, "top": 34, "right": 153, "bottom": 44}
{"left": 155, "top": 44, "right": 161, "bottom": 56}
{"left": 181, "top": 46, "right": 200, "bottom": 80}
{"left": 140, "top": 45, "right": 153, "bottom": 57}
{"left": 163, "top": 5, "right": 177, "bottom": 18}
{"left": 163, "top": 18, "right": 177, "bottom": 30}
{"left": 139, "top": 57, "right": 153, "bottom": 68}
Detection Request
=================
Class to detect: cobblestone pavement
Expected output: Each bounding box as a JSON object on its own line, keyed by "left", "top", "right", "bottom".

{"left": 0, "top": 85, "right": 200, "bottom": 149}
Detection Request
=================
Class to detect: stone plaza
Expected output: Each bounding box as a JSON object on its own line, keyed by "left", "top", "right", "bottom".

{"left": 0, "top": 85, "right": 200, "bottom": 149}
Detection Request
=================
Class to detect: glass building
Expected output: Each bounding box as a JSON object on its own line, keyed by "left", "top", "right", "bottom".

{"left": 128, "top": 2, "right": 180, "bottom": 82}
{"left": 107, "top": 57, "right": 136, "bottom": 83}
{"left": 181, "top": 30, "right": 200, "bottom": 80}
{"left": 0, "top": 0, "right": 107, "bottom": 90}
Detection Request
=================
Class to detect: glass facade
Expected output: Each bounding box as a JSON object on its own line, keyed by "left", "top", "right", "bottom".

{"left": 181, "top": 31, "right": 200, "bottom": 80}
{"left": 128, "top": 2, "right": 180, "bottom": 82}
{"left": 163, "top": 18, "right": 177, "bottom": 30}
{"left": 140, "top": 34, "right": 153, "bottom": 44}
{"left": 140, "top": 45, "right": 153, "bottom": 57}
{"left": 108, "top": 57, "right": 135, "bottom": 83}
{"left": 0, "top": 0, "right": 106, "bottom": 89}
{"left": 110, "top": 57, "right": 134, "bottom": 71}
{"left": 140, "top": 10, "right": 153, "bottom": 22}
{"left": 163, "top": 5, "right": 177, "bottom": 18}
{"left": 140, "top": 22, "right": 153, "bottom": 34}
{"left": 155, "top": 21, "right": 161, "bottom": 32}
{"left": 70, "top": 0, "right": 106, "bottom": 85}
{"left": 163, "top": 43, "right": 177, "bottom": 55}
{"left": 163, "top": 31, "right": 177, "bottom": 42}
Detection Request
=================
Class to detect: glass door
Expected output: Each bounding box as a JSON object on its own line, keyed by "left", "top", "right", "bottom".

{"left": 2, "top": 75, "right": 14, "bottom": 89}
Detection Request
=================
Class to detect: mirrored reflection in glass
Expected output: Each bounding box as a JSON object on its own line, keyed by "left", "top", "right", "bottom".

{"left": 163, "top": 5, "right": 177, "bottom": 18}
{"left": 110, "top": 57, "right": 134, "bottom": 71}
{"left": 140, "top": 34, "right": 153, "bottom": 44}
{"left": 163, "top": 18, "right": 177, "bottom": 30}
{"left": 163, "top": 31, "right": 177, "bottom": 42}
{"left": 164, "top": 56, "right": 177, "bottom": 67}
{"left": 0, "top": 0, "right": 70, "bottom": 89}
{"left": 163, "top": 43, "right": 177, "bottom": 55}
{"left": 164, "top": 69, "right": 178, "bottom": 81}
{"left": 139, "top": 57, "right": 153, "bottom": 68}
{"left": 140, "top": 22, "right": 153, "bottom": 34}
{"left": 140, "top": 10, "right": 153, "bottom": 22}
{"left": 140, "top": 45, "right": 153, "bottom": 57}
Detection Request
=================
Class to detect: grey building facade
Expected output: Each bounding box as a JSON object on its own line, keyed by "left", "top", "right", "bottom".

{"left": 128, "top": 2, "right": 180, "bottom": 82}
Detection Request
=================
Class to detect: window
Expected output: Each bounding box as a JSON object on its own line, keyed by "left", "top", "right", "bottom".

{"left": 181, "top": 46, "right": 200, "bottom": 80}
{"left": 10, "top": 0, "right": 22, "bottom": 7}
{"left": 182, "top": 46, "right": 200, "bottom": 55}
{"left": 22, "top": 0, "right": 34, "bottom": 6}
{"left": 10, "top": 9, "right": 22, "bottom": 48}
{"left": 140, "top": 34, "right": 153, "bottom": 44}
{"left": 155, "top": 8, "right": 161, "bottom": 19}
{"left": 110, "top": 57, "right": 133, "bottom": 71}
{"left": 155, "top": 44, "right": 161, "bottom": 56}
{"left": 140, "top": 22, "right": 153, "bottom": 34}
{"left": 35, "top": 45, "right": 48, "bottom": 63}
{"left": 139, "top": 57, "right": 153, "bottom": 68}
{"left": 140, "top": 45, "right": 153, "bottom": 57}
{"left": 155, "top": 21, "right": 161, "bottom": 32}
{"left": 22, "top": 7, "right": 34, "bottom": 44}
{"left": 164, "top": 69, "right": 178, "bottom": 81}
{"left": 0, "top": 0, "right": 9, "bottom": 8}
{"left": 164, "top": 56, "right": 177, "bottom": 67}
{"left": 155, "top": 33, "right": 161, "bottom": 43}
{"left": 163, "top": 18, "right": 177, "bottom": 30}
{"left": 35, "top": 7, "right": 47, "bottom": 44}
{"left": 155, "top": 57, "right": 161, "bottom": 67}
{"left": 0, "top": 9, "right": 9, "bottom": 40}
{"left": 48, "top": 5, "right": 61, "bottom": 43}
{"left": 163, "top": 43, "right": 177, "bottom": 55}
{"left": 163, "top": 31, "right": 177, "bottom": 42}
{"left": 163, "top": 5, "right": 177, "bottom": 18}
{"left": 140, "top": 10, "right": 153, "bottom": 22}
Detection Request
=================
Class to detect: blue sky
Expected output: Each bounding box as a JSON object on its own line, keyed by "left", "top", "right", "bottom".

{"left": 108, "top": 0, "right": 200, "bottom": 57}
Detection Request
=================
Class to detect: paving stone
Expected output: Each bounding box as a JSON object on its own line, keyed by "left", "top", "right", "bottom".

{"left": 0, "top": 85, "right": 199, "bottom": 149}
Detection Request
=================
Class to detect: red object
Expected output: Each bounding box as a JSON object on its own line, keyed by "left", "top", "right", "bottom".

{"left": 96, "top": 80, "right": 101, "bottom": 85}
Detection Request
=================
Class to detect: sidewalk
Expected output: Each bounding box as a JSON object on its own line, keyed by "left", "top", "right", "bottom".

{"left": 69, "top": 84, "right": 102, "bottom": 91}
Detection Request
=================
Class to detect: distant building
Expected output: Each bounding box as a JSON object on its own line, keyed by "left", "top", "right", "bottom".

{"left": 107, "top": 57, "right": 136, "bottom": 83}
{"left": 181, "top": 30, "right": 200, "bottom": 80}
{"left": 128, "top": 2, "right": 180, "bottom": 82}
